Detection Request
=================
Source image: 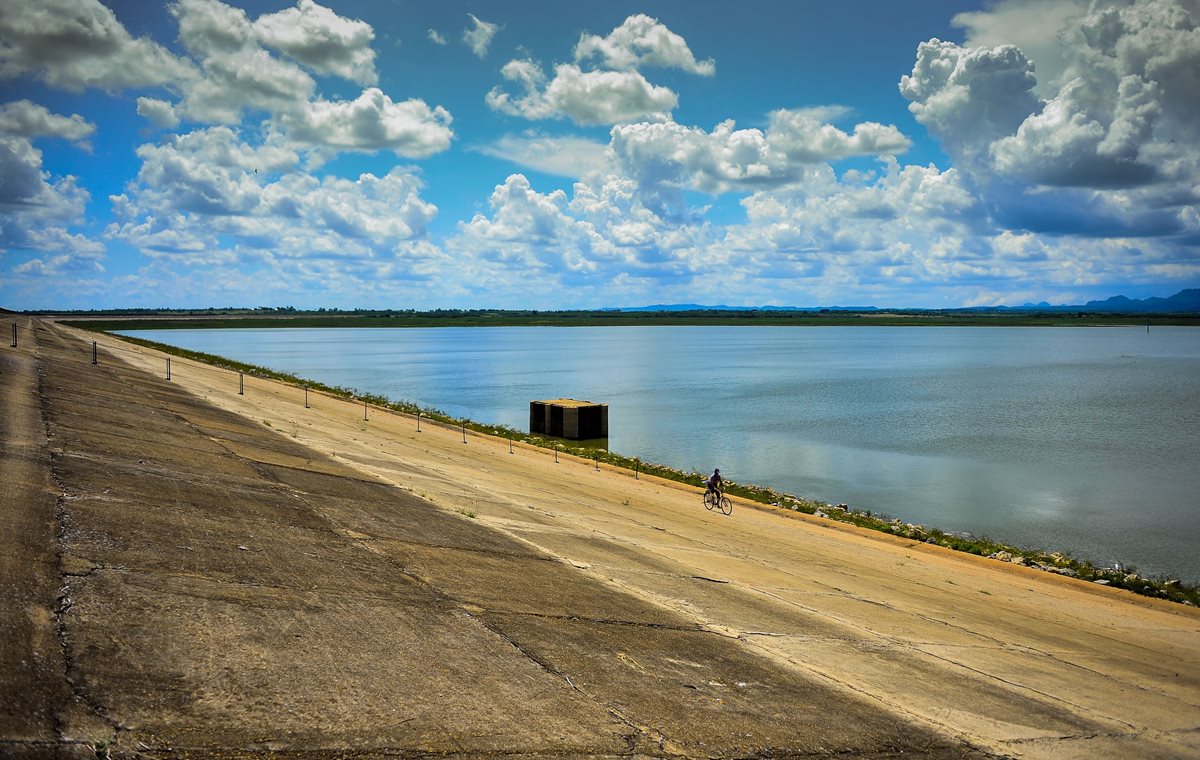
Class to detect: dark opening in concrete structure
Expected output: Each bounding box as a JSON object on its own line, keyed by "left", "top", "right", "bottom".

{"left": 530, "top": 398, "right": 608, "bottom": 440}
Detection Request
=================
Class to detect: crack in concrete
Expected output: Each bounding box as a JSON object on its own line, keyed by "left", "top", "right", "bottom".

{"left": 74, "top": 743, "right": 699, "bottom": 759}
{"left": 458, "top": 608, "right": 656, "bottom": 757}
{"left": 913, "top": 648, "right": 1140, "bottom": 733}
{"left": 732, "top": 581, "right": 1135, "bottom": 745}
{"left": 753, "top": 583, "right": 1020, "bottom": 652}
{"left": 0, "top": 738, "right": 97, "bottom": 754}
{"left": 278, "top": 490, "right": 682, "bottom": 758}
{"left": 38, "top": 333, "right": 126, "bottom": 749}
{"left": 481, "top": 608, "right": 708, "bottom": 633}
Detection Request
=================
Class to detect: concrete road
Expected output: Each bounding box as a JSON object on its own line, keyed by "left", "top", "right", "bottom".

{"left": 3, "top": 319, "right": 1198, "bottom": 758}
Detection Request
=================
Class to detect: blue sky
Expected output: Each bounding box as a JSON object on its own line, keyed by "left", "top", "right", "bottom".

{"left": 2, "top": 0, "right": 1198, "bottom": 310}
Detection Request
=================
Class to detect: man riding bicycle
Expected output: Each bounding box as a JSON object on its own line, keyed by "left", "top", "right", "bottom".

{"left": 705, "top": 468, "right": 723, "bottom": 496}
{"left": 702, "top": 468, "right": 732, "bottom": 514}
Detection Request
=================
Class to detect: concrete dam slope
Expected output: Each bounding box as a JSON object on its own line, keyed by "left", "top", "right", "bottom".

{"left": 2, "top": 317, "right": 1198, "bottom": 758}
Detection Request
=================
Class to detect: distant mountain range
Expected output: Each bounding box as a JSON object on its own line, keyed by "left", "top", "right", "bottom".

{"left": 1011, "top": 289, "right": 1200, "bottom": 313}
{"left": 616, "top": 289, "right": 1200, "bottom": 314}
{"left": 615, "top": 303, "right": 878, "bottom": 312}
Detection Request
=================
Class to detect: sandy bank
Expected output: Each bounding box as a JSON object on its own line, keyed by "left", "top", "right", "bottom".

{"left": 4, "top": 318, "right": 1199, "bottom": 758}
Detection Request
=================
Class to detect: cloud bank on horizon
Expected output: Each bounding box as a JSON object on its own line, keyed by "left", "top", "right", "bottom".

{"left": 1, "top": 0, "right": 1197, "bottom": 309}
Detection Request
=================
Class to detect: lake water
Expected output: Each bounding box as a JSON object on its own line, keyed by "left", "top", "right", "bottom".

{"left": 120, "top": 325, "right": 1200, "bottom": 582}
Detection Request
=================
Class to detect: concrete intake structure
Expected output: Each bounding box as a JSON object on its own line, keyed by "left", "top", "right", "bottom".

{"left": 530, "top": 398, "right": 608, "bottom": 440}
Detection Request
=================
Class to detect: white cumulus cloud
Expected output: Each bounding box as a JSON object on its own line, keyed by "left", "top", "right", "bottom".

{"left": 0, "top": 99, "right": 95, "bottom": 148}
{"left": 170, "top": 0, "right": 315, "bottom": 123}
{"left": 574, "top": 14, "right": 715, "bottom": 75}
{"left": 108, "top": 127, "right": 438, "bottom": 267}
{"left": 452, "top": 170, "right": 717, "bottom": 299}
{"left": 767, "top": 107, "right": 911, "bottom": 163}
{"left": 716, "top": 160, "right": 1105, "bottom": 306}
{"left": 0, "top": 137, "right": 90, "bottom": 219}
{"left": 953, "top": 0, "right": 1090, "bottom": 97}
{"left": 0, "top": 0, "right": 195, "bottom": 91}
{"left": 901, "top": 0, "right": 1200, "bottom": 241}
{"left": 278, "top": 87, "right": 453, "bottom": 158}
{"left": 608, "top": 110, "right": 910, "bottom": 209}
{"left": 0, "top": 100, "right": 102, "bottom": 266}
{"left": 12, "top": 252, "right": 103, "bottom": 276}
{"left": 253, "top": 0, "right": 378, "bottom": 85}
{"left": 137, "top": 0, "right": 455, "bottom": 161}
{"left": 900, "top": 38, "right": 1040, "bottom": 172}
{"left": 487, "top": 61, "right": 677, "bottom": 125}
{"left": 990, "top": 75, "right": 1161, "bottom": 188}
{"left": 136, "top": 97, "right": 181, "bottom": 129}
{"left": 487, "top": 15, "right": 713, "bottom": 126}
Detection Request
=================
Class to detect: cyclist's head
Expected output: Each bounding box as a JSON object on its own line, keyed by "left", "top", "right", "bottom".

{"left": 714, "top": 468, "right": 720, "bottom": 474}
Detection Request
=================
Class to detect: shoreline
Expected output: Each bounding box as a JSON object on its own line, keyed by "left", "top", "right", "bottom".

{"left": 52, "top": 310, "right": 1200, "bottom": 330}
{"left": 82, "top": 324, "right": 1200, "bottom": 605}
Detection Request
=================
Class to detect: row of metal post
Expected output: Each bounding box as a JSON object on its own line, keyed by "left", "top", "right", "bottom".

{"left": 6, "top": 330, "right": 561, "bottom": 465}
{"left": 3, "top": 328, "right": 655, "bottom": 504}
{"left": 77, "top": 336, "right": 645, "bottom": 479}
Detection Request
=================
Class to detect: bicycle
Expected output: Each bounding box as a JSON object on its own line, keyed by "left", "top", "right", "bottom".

{"left": 703, "top": 488, "right": 732, "bottom": 515}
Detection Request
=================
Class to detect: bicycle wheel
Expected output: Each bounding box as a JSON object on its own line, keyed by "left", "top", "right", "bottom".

{"left": 719, "top": 495, "right": 732, "bottom": 515}
{"left": 703, "top": 491, "right": 716, "bottom": 510}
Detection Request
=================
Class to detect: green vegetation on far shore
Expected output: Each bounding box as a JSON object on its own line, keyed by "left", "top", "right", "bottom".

{"left": 54, "top": 306, "right": 1200, "bottom": 331}
{"left": 102, "top": 330, "right": 1200, "bottom": 607}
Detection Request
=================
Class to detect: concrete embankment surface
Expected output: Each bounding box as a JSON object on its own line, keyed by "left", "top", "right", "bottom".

{"left": 2, "top": 318, "right": 1198, "bottom": 758}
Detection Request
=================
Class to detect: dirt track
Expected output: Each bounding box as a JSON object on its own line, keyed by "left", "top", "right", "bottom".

{"left": 2, "top": 318, "right": 1198, "bottom": 758}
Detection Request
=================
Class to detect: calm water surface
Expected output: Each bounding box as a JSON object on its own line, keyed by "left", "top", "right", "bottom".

{"left": 122, "top": 326, "right": 1200, "bottom": 581}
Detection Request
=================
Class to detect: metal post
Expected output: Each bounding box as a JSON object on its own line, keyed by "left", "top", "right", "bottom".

{"left": 10, "top": 323, "right": 15, "bottom": 348}
{"left": 304, "top": 386, "right": 309, "bottom": 408}
{"left": 92, "top": 341, "right": 97, "bottom": 365}
{"left": 554, "top": 445, "right": 559, "bottom": 463}
{"left": 416, "top": 411, "right": 421, "bottom": 432}
{"left": 239, "top": 372, "right": 244, "bottom": 395}
{"left": 509, "top": 434, "right": 513, "bottom": 454}
{"left": 166, "top": 357, "right": 171, "bottom": 381}
{"left": 461, "top": 422, "right": 466, "bottom": 444}
{"left": 363, "top": 399, "right": 368, "bottom": 421}
{"left": 635, "top": 460, "right": 640, "bottom": 480}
